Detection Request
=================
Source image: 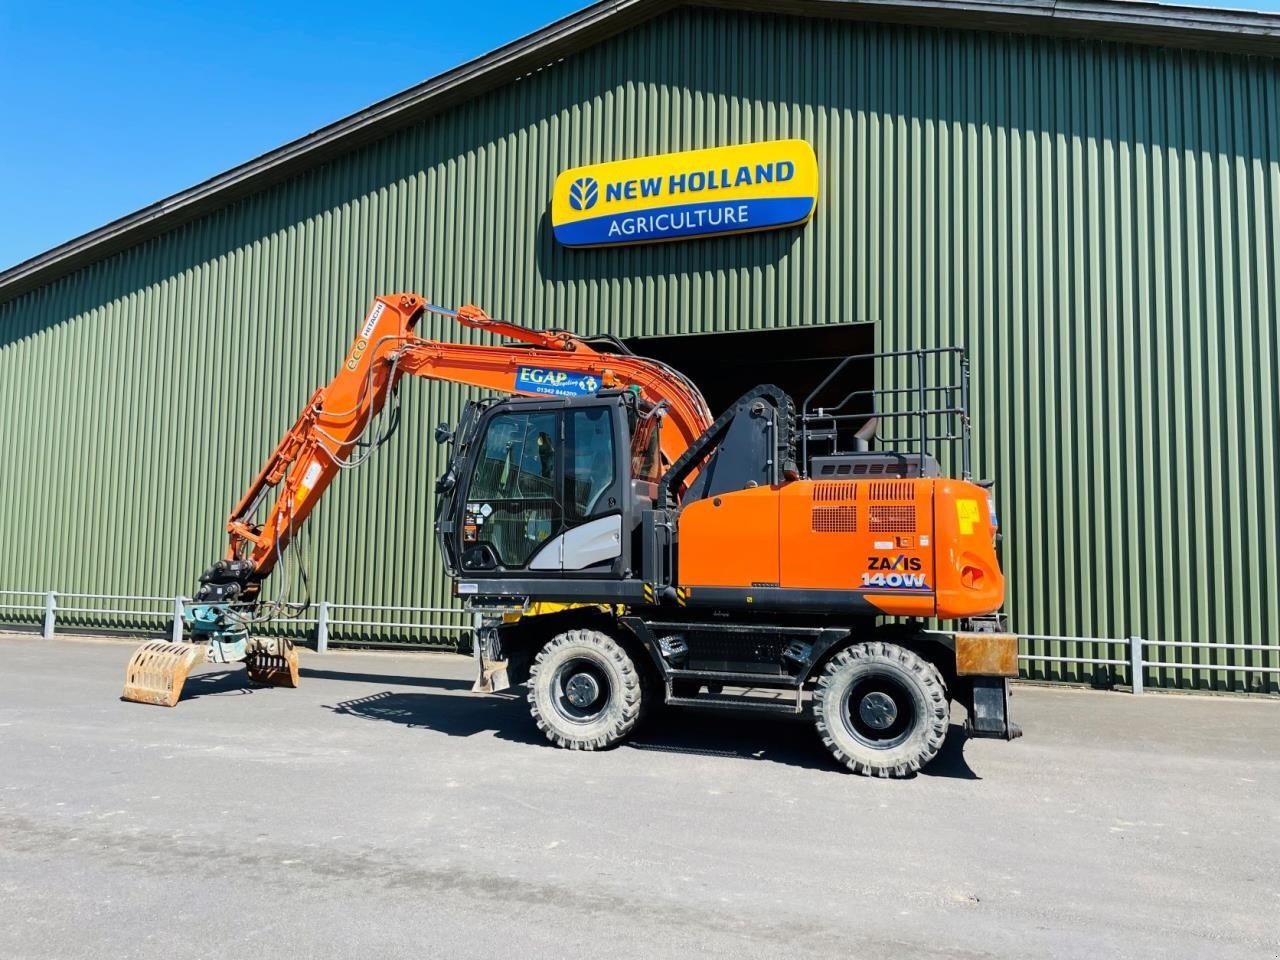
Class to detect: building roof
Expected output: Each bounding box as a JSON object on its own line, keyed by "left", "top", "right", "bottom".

{"left": 3, "top": 0, "right": 1278, "bottom": 306}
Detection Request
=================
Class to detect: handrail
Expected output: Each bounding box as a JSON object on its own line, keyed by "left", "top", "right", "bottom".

{"left": 1, "top": 593, "right": 1275, "bottom": 689}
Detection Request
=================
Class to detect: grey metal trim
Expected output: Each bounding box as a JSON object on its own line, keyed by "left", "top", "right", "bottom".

{"left": 3, "top": 0, "right": 1278, "bottom": 305}
{"left": 698, "top": 0, "right": 1280, "bottom": 56}
{"left": 686, "top": 585, "right": 884, "bottom": 613}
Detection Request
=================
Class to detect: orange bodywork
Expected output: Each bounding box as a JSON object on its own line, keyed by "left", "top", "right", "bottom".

{"left": 676, "top": 477, "right": 1003, "bottom": 618}
{"left": 226, "top": 293, "right": 713, "bottom": 576}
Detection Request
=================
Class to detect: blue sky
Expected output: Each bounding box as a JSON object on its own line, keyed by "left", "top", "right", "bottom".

{"left": 0, "top": 0, "right": 1275, "bottom": 271}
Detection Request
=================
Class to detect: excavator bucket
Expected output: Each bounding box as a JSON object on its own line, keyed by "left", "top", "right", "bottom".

{"left": 245, "top": 641, "right": 300, "bottom": 688}
{"left": 121, "top": 641, "right": 207, "bottom": 707}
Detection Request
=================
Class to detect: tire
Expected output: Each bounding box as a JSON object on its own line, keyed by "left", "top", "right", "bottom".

{"left": 813, "top": 641, "right": 949, "bottom": 777}
{"left": 528, "top": 628, "right": 643, "bottom": 750}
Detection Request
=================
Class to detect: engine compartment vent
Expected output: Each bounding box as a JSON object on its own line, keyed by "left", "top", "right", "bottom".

{"left": 812, "top": 506, "right": 858, "bottom": 532}
{"left": 812, "top": 481, "right": 859, "bottom": 503}
{"left": 868, "top": 504, "right": 916, "bottom": 532}
{"left": 868, "top": 481, "right": 913, "bottom": 501}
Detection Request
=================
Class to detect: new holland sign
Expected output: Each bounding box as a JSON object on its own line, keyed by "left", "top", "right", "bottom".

{"left": 551, "top": 140, "right": 819, "bottom": 247}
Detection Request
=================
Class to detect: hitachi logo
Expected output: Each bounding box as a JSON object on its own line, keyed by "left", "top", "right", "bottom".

{"left": 604, "top": 160, "right": 796, "bottom": 203}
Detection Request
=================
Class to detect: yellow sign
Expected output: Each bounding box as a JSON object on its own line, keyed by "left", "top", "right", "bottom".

{"left": 956, "top": 499, "right": 980, "bottom": 536}
{"left": 552, "top": 139, "right": 819, "bottom": 247}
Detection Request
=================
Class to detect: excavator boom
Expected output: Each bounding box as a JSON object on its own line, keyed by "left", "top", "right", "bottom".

{"left": 227, "top": 293, "right": 711, "bottom": 576}
{"left": 123, "top": 293, "right": 714, "bottom": 705}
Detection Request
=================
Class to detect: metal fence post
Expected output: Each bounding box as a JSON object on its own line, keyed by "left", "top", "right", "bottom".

{"left": 171, "top": 597, "right": 184, "bottom": 643}
{"left": 316, "top": 601, "right": 330, "bottom": 654}
{"left": 1129, "top": 636, "right": 1144, "bottom": 695}
{"left": 42, "top": 591, "right": 56, "bottom": 639}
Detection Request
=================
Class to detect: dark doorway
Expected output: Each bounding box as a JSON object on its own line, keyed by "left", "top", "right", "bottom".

{"left": 623, "top": 323, "right": 876, "bottom": 417}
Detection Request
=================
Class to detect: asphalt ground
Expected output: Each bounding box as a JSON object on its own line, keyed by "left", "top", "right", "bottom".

{"left": 0, "top": 632, "right": 1276, "bottom": 959}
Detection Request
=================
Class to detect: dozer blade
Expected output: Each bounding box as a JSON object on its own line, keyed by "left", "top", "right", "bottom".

{"left": 122, "top": 641, "right": 207, "bottom": 707}
{"left": 245, "top": 640, "right": 300, "bottom": 688}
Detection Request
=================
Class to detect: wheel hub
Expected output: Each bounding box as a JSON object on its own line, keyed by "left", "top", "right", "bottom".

{"left": 858, "top": 690, "right": 898, "bottom": 730}
{"left": 564, "top": 671, "right": 601, "bottom": 708}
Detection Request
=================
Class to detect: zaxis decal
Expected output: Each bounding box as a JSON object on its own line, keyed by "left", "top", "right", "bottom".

{"left": 862, "top": 554, "right": 928, "bottom": 590}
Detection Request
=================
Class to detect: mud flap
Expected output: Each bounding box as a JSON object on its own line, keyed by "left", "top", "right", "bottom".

{"left": 122, "top": 641, "right": 207, "bottom": 707}
{"left": 245, "top": 639, "right": 300, "bottom": 687}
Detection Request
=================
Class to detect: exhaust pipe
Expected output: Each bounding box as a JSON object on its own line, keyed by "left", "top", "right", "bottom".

{"left": 853, "top": 416, "right": 879, "bottom": 452}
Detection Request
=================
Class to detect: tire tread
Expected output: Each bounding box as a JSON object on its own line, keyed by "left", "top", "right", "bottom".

{"left": 528, "top": 628, "right": 642, "bottom": 751}
{"left": 813, "top": 640, "right": 949, "bottom": 778}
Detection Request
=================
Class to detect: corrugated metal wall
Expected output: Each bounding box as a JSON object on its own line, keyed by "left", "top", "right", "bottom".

{"left": 0, "top": 8, "right": 1276, "bottom": 688}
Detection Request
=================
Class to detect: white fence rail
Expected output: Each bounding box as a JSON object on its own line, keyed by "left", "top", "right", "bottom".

{"left": 0, "top": 590, "right": 474, "bottom": 651}
{"left": 2, "top": 591, "right": 1277, "bottom": 689}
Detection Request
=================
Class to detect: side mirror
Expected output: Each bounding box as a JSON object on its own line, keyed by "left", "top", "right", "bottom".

{"left": 434, "top": 421, "right": 454, "bottom": 444}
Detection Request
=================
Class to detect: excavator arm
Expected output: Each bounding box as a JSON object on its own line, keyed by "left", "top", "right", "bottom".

{"left": 226, "top": 293, "right": 710, "bottom": 576}
{"left": 122, "top": 293, "right": 713, "bottom": 705}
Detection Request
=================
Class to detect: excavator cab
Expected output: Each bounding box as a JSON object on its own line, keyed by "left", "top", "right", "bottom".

{"left": 435, "top": 390, "right": 656, "bottom": 582}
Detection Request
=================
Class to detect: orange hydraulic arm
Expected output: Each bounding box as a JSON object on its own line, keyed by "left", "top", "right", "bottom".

{"left": 225, "top": 293, "right": 714, "bottom": 577}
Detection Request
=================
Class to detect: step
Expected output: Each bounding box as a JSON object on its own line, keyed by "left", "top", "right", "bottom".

{"left": 665, "top": 693, "right": 803, "bottom": 715}
{"left": 666, "top": 668, "right": 798, "bottom": 686}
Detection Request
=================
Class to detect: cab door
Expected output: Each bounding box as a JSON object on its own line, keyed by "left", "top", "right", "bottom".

{"left": 547, "top": 403, "right": 626, "bottom": 573}
{"left": 455, "top": 405, "right": 563, "bottom": 573}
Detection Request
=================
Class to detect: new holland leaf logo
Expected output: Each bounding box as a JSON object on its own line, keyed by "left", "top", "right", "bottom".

{"left": 568, "top": 176, "right": 599, "bottom": 211}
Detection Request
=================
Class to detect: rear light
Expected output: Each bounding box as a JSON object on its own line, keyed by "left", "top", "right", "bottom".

{"left": 961, "top": 565, "right": 983, "bottom": 589}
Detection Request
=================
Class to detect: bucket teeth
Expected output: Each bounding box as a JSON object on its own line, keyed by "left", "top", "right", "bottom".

{"left": 246, "top": 642, "right": 300, "bottom": 688}
{"left": 122, "top": 641, "right": 206, "bottom": 707}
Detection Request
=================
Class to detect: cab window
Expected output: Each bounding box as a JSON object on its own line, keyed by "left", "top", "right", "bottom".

{"left": 466, "top": 411, "right": 558, "bottom": 566}
{"left": 629, "top": 411, "right": 662, "bottom": 484}
{"left": 565, "top": 407, "right": 615, "bottom": 519}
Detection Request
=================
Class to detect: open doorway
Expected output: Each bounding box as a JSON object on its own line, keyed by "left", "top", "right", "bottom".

{"left": 623, "top": 323, "right": 876, "bottom": 418}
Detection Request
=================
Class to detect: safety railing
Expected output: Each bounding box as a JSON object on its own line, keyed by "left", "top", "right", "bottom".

{"left": 274, "top": 601, "right": 477, "bottom": 652}
{"left": 0, "top": 590, "right": 475, "bottom": 651}
{"left": 931, "top": 630, "right": 1279, "bottom": 694}
{"left": 2, "top": 593, "right": 1276, "bottom": 690}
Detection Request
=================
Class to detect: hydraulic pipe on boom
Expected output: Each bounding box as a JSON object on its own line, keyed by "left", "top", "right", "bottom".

{"left": 121, "top": 293, "right": 714, "bottom": 705}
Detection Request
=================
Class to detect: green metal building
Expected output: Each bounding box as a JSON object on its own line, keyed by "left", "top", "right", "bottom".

{"left": 1, "top": 0, "right": 1277, "bottom": 692}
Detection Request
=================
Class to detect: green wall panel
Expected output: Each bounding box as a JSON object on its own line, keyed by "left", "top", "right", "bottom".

{"left": 0, "top": 8, "right": 1276, "bottom": 688}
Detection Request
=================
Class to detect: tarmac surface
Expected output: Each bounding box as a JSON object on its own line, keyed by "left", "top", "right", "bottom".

{"left": 1, "top": 631, "right": 1277, "bottom": 959}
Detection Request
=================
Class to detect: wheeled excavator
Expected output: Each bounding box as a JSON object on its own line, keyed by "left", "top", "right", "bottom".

{"left": 122, "top": 293, "right": 1020, "bottom": 777}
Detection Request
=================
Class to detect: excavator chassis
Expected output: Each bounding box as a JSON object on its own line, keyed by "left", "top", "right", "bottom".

{"left": 121, "top": 637, "right": 299, "bottom": 707}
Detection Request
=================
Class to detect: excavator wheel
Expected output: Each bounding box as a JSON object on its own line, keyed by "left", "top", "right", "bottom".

{"left": 528, "top": 628, "right": 643, "bottom": 750}
{"left": 813, "top": 641, "right": 949, "bottom": 778}
{"left": 245, "top": 640, "right": 300, "bottom": 688}
{"left": 121, "top": 641, "right": 207, "bottom": 707}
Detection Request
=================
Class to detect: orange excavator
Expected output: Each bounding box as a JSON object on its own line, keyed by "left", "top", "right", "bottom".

{"left": 123, "top": 293, "right": 1020, "bottom": 777}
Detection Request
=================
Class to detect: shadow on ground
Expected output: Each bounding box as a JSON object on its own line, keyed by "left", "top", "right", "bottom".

{"left": 321, "top": 687, "right": 979, "bottom": 779}
{"left": 175, "top": 668, "right": 258, "bottom": 699}
{"left": 169, "top": 664, "right": 475, "bottom": 704}
{"left": 299, "top": 667, "right": 472, "bottom": 691}
{"left": 322, "top": 689, "right": 542, "bottom": 745}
